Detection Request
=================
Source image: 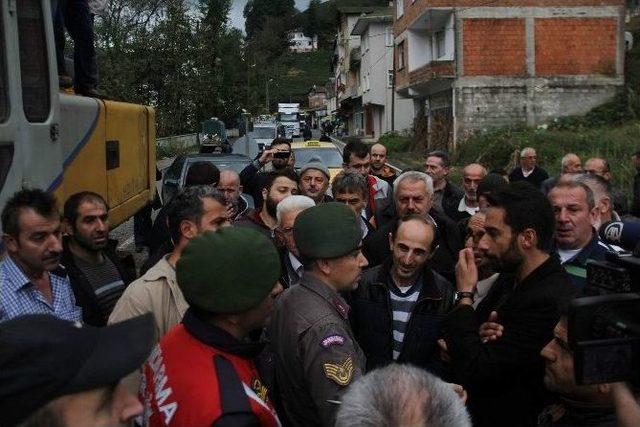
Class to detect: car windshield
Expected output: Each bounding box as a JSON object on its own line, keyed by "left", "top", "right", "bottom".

{"left": 253, "top": 127, "right": 275, "bottom": 139}
{"left": 293, "top": 149, "right": 342, "bottom": 168}
{"left": 279, "top": 114, "right": 297, "bottom": 121}
{"left": 185, "top": 158, "right": 249, "bottom": 176}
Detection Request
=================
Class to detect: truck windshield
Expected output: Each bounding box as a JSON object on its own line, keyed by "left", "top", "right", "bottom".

{"left": 280, "top": 114, "right": 297, "bottom": 121}
{"left": 253, "top": 127, "right": 275, "bottom": 139}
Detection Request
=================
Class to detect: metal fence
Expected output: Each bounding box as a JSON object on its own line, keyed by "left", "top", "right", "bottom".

{"left": 156, "top": 133, "right": 199, "bottom": 150}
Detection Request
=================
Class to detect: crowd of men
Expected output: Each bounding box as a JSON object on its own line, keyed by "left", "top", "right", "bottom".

{"left": 2, "top": 140, "right": 640, "bottom": 427}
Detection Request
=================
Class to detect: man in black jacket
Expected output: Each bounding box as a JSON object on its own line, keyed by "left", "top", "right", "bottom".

{"left": 62, "top": 192, "right": 136, "bottom": 326}
{"left": 425, "top": 150, "right": 464, "bottom": 221}
{"left": 363, "top": 171, "right": 462, "bottom": 281}
{"left": 509, "top": 147, "right": 549, "bottom": 189}
{"left": 442, "top": 182, "right": 576, "bottom": 427}
{"left": 351, "top": 215, "right": 454, "bottom": 375}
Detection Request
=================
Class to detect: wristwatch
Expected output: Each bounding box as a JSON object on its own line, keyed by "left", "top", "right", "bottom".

{"left": 455, "top": 291, "right": 475, "bottom": 304}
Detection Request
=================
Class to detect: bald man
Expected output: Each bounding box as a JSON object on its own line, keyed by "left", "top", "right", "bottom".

{"left": 540, "top": 153, "right": 582, "bottom": 195}
{"left": 370, "top": 143, "right": 398, "bottom": 185}
{"left": 450, "top": 163, "right": 487, "bottom": 222}
{"left": 218, "top": 170, "right": 251, "bottom": 220}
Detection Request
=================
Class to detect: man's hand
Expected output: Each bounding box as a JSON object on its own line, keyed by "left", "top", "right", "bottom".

{"left": 258, "top": 149, "right": 276, "bottom": 166}
{"left": 455, "top": 248, "right": 478, "bottom": 293}
{"left": 479, "top": 311, "right": 504, "bottom": 343}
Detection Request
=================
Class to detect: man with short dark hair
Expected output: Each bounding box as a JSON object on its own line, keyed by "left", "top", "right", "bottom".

{"left": 0, "top": 189, "right": 81, "bottom": 322}
{"left": 548, "top": 181, "right": 611, "bottom": 289}
{"left": 585, "top": 156, "right": 629, "bottom": 215}
{"left": 141, "top": 228, "right": 283, "bottom": 426}
{"left": 0, "top": 313, "right": 154, "bottom": 427}
{"left": 269, "top": 203, "right": 368, "bottom": 426}
{"left": 332, "top": 170, "right": 373, "bottom": 238}
{"left": 425, "top": 150, "right": 464, "bottom": 220}
{"left": 148, "top": 161, "right": 221, "bottom": 256}
{"left": 342, "top": 141, "right": 392, "bottom": 226}
{"left": 236, "top": 168, "right": 299, "bottom": 237}
{"left": 351, "top": 215, "right": 454, "bottom": 374}
{"left": 110, "top": 186, "right": 230, "bottom": 340}
{"left": 240, "top": 138, "right": 295, "bottom": 207}
{"left": 370, "top": 143, "right": 398, "bottom": 185}
{"left": 538, "top": 315, "right": 618, "bottom": 426}
{"left": 442, "top": 182, "right": 576, "bottom": 427}
{"left": 61, "top": 191, "right": 135, "bottom": 326}
{"left": 509, "top": 147, "right": 549, "bottom": 189}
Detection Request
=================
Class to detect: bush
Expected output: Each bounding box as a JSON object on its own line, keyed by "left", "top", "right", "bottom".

{"left": 378, "top": 131, "right": 412, "bottom": 154}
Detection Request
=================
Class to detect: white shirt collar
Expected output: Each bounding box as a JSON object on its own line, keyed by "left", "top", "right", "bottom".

{"left": 288, "top": 252, "right": 303, "bottom": 274}
{"left": 522, "top": 167, "right": 535, "bottom": 177}
{"left": 458, "top": 197, "right": 479, "bottom": 216}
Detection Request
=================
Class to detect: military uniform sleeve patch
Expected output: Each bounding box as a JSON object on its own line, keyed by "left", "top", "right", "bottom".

{"left": 323, "top": 357, "right": 354, "bottom": 386}
{"left": 321, "top": 334, "right": 345, "bottom": 348}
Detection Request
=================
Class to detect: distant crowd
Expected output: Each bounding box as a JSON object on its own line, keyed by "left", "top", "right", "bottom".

{"left": 2, "top": 138, "right": 640, "bottom": 427}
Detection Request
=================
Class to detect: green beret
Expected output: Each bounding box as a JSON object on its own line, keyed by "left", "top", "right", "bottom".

{"left": 294, "top": 202, "right": 361, "bottom": 259}
{"left": 177, "top": 227, "right": 281, "bottom": 314}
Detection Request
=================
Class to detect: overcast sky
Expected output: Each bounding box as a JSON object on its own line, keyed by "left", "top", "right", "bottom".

{"left": 228, "top": 0, "right": 316, "bottom": 32}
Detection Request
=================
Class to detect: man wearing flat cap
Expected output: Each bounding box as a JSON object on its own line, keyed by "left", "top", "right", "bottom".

{"left": 0, "top": 313, "right": 155, "bottom": 427}
{"left": 299, "top": 155, "right": 333, "bottom": 204}
{"left": 140, "top": 227, "right": 283, "bottom": 426}
{"left": 269, "top": 202, "right": 369, "bottom": 427}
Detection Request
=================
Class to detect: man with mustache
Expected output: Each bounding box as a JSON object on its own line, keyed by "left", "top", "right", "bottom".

{"left": 61, "top": 192, "right": 135, "bottom": 326}
{"left": 0, "top": 189, "right": 81, "bottom": 322}
{"left": 441, "top": 182, "right": 576, "bottom": 427}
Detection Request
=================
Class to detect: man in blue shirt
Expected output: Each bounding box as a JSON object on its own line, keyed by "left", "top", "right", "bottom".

{"left": 0, "top": 189, "right": 81, "bottom": 322}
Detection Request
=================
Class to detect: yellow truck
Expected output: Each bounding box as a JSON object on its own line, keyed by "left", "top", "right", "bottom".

{"left": 0, "top": 0, "right": 155, "bottom": 228}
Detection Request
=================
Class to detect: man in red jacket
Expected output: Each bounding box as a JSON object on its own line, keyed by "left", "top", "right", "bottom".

{"left": 140, "top": 228, "right": 283, "bottom": 426}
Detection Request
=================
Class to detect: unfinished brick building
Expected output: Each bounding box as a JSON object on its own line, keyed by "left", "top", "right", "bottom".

{"left": 393, "top": 0, "right": 625, "bottom": 148}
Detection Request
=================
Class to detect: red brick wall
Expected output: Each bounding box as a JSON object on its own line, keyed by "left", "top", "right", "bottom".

{"left": 463, "top": 19, "right": 527, "bottom": 76}
{"left": 535, "top": 18, "right": 618, "bottom": 75}
{"left": 394, "top": 0, "right": 623, "bottom": 36}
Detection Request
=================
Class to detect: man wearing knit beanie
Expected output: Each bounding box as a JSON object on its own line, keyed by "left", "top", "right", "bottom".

{"left": 299, "top": 155, "right": 333, "bottom": 204}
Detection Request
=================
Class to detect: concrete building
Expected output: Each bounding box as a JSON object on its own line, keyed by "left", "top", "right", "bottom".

{"left": 288, "top": 31, "right": 318, "bottom": 53}
{"left": 352, "top": 10, "right": 414, "bottom": 139}
{"left": 393, "top": 0, "right": 626, "bottom": 149}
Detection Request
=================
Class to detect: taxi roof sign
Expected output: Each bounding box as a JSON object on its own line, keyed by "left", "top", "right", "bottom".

{"left": 305, "top": 140, "right": 320, "bottom": 147}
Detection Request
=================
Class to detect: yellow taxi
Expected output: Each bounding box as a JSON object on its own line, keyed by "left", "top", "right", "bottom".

{"left": 291, "top": 140, "right": 343, "bottom": 180}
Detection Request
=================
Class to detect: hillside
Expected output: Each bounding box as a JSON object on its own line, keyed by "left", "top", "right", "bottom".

{"left": 268, "top": 49, "right": 333, "bottom": 106}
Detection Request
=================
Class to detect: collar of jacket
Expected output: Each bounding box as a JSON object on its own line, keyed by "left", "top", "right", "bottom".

{"left": 373, "top": 257, "right": 443, "bottom": 301}
{"left": 514, "top": 255, "right": 564, "bottom": 292}
{"left": 300, "top": 272, "right": 351, "bottom": 319}
{"left": 182, "top": 308, "right": 265, "bottom": 357}
{"left": 61, "top": 235, "right": 120, "bottom": 270}
{"left": 235, "top": 195, "right": 250, "bottom": 219}
{"left": 563, "top": 229, "right": 603, "bottom": 266}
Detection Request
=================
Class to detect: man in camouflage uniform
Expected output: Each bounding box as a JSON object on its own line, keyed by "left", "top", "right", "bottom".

{"left": 268, "top": 203, "right": 368, "bottom": 426}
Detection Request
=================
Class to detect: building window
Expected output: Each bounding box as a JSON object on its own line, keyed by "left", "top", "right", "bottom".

{"left": 384, "top": 26, "right": 393, "bottom": 47}
{"left": 397, "top": 41, "right": 405, "bottom": 70}
{"left": 387, "top": 70, "right": 394, "bottom": 88}
{"left": 396, "top": 0, "right": 404, "bottom": 18}
{"left": 17, "top": 0, "right": 50, "bottom": 123}
{"left": 435, "top": 31, "right": 446, "bottom": 60}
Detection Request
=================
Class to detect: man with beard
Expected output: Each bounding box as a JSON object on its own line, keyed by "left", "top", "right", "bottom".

{"left": 61, "top": 192, "right": 135, "bottom": 326}
{"left": 450, "top": 163, "right": 486, "bottom": 222}
{"left": 236, "top": 169, "right": 299, "bottom": 238}
{"left": 350, "top": 215, "right": 454, "bottom": 375}
{"left": 0, "top": 189, "right": 81, "bottom": 322}
{"left": 363, "top": 171, "right": 462, "bottom": 281}
{"left": 441, "top": 182, "right": 576, "bottom": 427}
{"left": 299, "top": 156, "right": 332, "bottom": 204}
{"left": 464, "top": 212, "right": 500, "bottom": 308}
{"left": 240, "top": 138, "right": 296, "bottom": 207}
{"left": 370, "top": 143, "right": 398, "bottom": 185}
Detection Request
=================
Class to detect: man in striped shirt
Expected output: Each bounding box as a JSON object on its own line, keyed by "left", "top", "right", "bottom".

{"left": 61, "top": 192, "right": 135, "bottom": 326}
{"left": 350, "top": 215, "right": 455, "bottom": 373}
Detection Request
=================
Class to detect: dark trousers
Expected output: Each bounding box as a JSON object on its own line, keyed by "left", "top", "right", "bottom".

{"left": 53, "top": 0, "right": 98, "bottom": 91}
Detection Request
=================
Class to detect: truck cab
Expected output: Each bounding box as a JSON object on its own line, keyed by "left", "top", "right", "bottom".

{"left": 0, "top": 0, "right": 155, "bottom": 228}
{"left": 277, "top": 103, "right": 301, "bottom": 140}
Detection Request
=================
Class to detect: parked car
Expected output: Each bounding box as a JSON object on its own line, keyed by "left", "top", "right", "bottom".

{"left": 161, "top": 153, "right": 253, "bottom": 204}
{"left": 290, "top": 140, "right": 343, "bottom": 180}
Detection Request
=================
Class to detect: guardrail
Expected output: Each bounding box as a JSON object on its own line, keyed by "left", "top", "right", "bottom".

{"left": 156, "top": 133, "right": 199, "bottom": 150}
